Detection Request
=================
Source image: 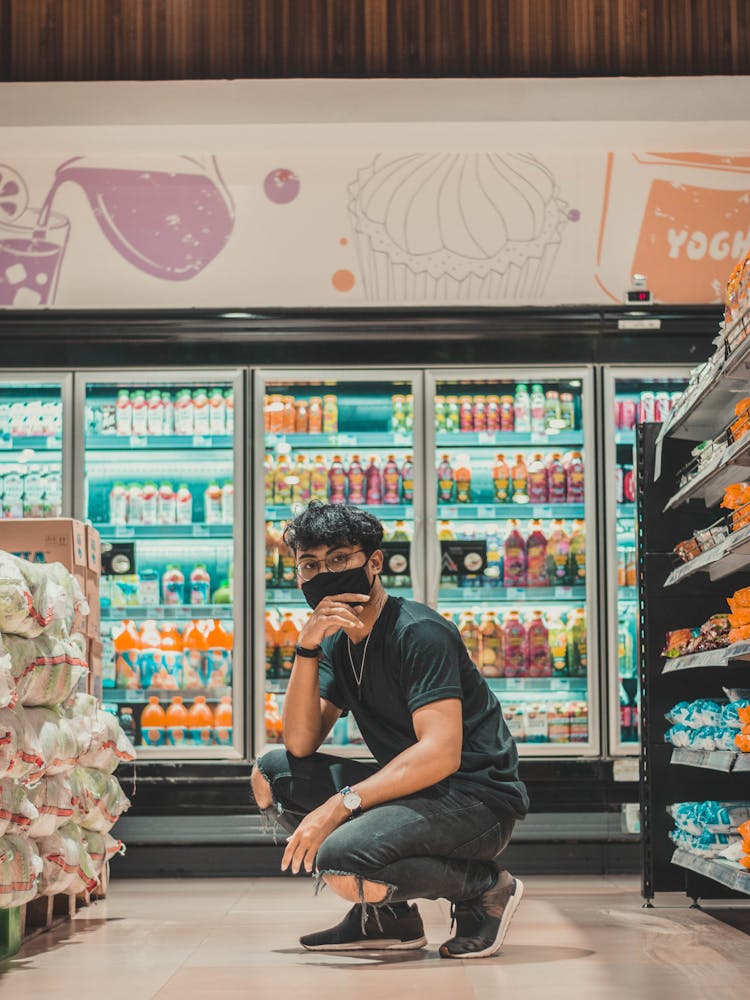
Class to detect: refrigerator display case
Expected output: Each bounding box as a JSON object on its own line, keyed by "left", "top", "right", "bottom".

{"left": 603, "top": 367, "right": 690, "bottom": 756}
{"left": 74, "top": 370, "right": 245, "bottom": 759}
{"left": 254, "top": 370, "right": 424, "bottom": 757}
{"left": 425, "top": 368, "right": 599, "bottom": 756}
{"left": 0, "top": 374, "right": 72, "bottom": 519}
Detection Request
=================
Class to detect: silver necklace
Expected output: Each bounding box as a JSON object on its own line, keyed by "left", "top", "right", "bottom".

{"left": 347, "top": 596, "right": 386, "bottom": 696}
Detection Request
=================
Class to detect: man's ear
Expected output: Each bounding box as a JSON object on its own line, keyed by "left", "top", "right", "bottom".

{"left": 369, "top": 549, "right": 385, "bottom": 574}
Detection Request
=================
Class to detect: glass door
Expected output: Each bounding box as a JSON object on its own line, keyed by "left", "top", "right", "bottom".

{"left": 425, "top": 368, "right": 599, "bottom": 756}
{"left": 254, "top": 370, "right": 423, "bottom": 757}
{"left": 603, "top": 367, "right": 690, "bottom": 757}
{"left": 75, "top": 371, "right": 244, "bottom": 759}
{"left": 0, "top": 373, "right": 72, "bottom": 520}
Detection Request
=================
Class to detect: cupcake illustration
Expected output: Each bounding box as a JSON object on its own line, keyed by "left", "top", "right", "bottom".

{"left": 348, "top": 153, "right": 567, "bottom": 302}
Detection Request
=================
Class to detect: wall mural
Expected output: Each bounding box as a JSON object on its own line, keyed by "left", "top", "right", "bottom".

{"left": 0, "top": 149, "right": 747, "bottom": 309}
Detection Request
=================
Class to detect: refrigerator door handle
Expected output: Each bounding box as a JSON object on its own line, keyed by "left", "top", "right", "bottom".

{"left": 409, "top": 514, "right": 424, "bottom": 602}
{"left": 427, "top": 517, "right": 442, "bottom": 609}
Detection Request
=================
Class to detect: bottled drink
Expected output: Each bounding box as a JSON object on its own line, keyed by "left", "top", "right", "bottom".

{"left": 119, "top": 707, "right": 136, "bottom": 743}
{"left": 138, "top": 568, "right": 159, "bottom": 607}
{"left": 264, "top": 453, "right": 275, "bottom": 505}
{"left": 530, "top": 384, "right": 546, "bottom": 435}
{"left": 500, "top": 395, "right": 515, "bottom": 432}
{"left": 310, "top": 455, "right": 328, "bottom": 502}
{"left": 158, "top": 481, "right": 177, "bottom": 525}
{"left": 273, "top": 448, "right": 293, "bottom": 505}
{"left": 514, "top": 384, "right": 531, "bottom": 433}
{"left": 182, "top": 620, "right": 207, "bottom": 689}
{"left": 527, "top": 610, "right": 552, "bottom": 677}
{"left": 445, "top": 397, "right": 460, "bottom": 433}
{"left": 278, "top": 612, "right": 299, "bottom": 676}
{"left": 568, "top": 608, "right": 588, "bottom": 677}
{"left": 459, "top": 610, "right": 481, "bottom": 665}
{"left": 404, "top": 394, "right": 414, "bottom": 434}
{"left": 454, "top": 456, "right": 471, "bottom": 504}
{"left": 438, "top": 520, "right": 456, "bottom": 541}
{"left": 109, "top": 482, "right": 129, "bottom": 525}
{"left": 434, "top": 396, "right": 446, "bottom": 432}
{"left": 113, "top": 619, "right": 141, "bottom": 690}
{"left": 294, "top": 398, "right": 309, "bottom": 434}
{"left": 127, "top": 482, "right": 143, "bottom": 525}
{"left": 569, "top": 519, "right": 586, "bottom": 584}
{"left": 323, "top": 395, "right": 338, "bottom": 434}
{"left": 545, "top": 390, "right": 561, "bottom": 430}
{"left": 193, "top": 388, "right": 210, "bottom": 435}
{"left": 174, "top": 388, "right": 194, "bottom": 435}
{"left": 547, "top": 519, "right": 571, "bottom": 585}
{"left": 277, "top": 536, "right": 297, "bottom": 588}
{"left": 484, "top": 530, "right": 502, "bottom": 587}
{"left": 205, "top": 620, "right": 233, "bottom": 688}
{"left": 328, "top": 455, "right": 347, "bottom": 504}
{"left": 291, "top": 455, "right": 310, "bottom": 506}
{"left": 437, "top": 454, "right": 455, "bottom": 502}
{"left": 157, "top": 625, "right": 182, "bottom": 690}
{"left": 162, "top": 565, "right": 185, "bottom": 605}
{"left": 176, "top": 483, "right": 193, "bottom": 525}
{"left": 347, "top": 454, "right": 365, "bottom": 504}
{"left": 214, "top": 695, "right": 233, "bottom": 747}
{"left": 265, "top": 522, "right": 280, "bottom": 586}
{"left": 391, "top": 395, "right": 406, "bottom": 433}
{"left": 459, "top": 396, "right": 474, "bottom": 432}
{"left": 204, "top": 481, "right": 223, "bottom": 523}
{"left": 137, "top": 619, "right": 163, "bottom": 689}
{"left": 479, "top": 610, "right": 503, "bottom": 677}
{"left": 190, "top": 564, "right": 211, "bottom": 605}
{"left": 364, "top": 456, "right": 382, "bottom": 505}
{"left": 546, "top": 453, "right": 567, "bottom": 503}
{"left": 265, "top": 692, "right": 283, "bottom": 744}
{"left": 548, "top": 613, "right": 569, "bottom": 675}
{"left": 511, "top": 454, "right": 529, "bottom": 504}
{"left": 526, "top": 519, "right": 549, "bottom": 587}
{"left": 559, "top": 392, "right": 576, "bottom": 430}
{"left": 209, "top": 388, "right": 227, "bottom": 434}
{"left": 142, "top": 481, "right": 158, "bottom": 525}
{"left": 116, "top": 389, "right": 132, "bottom": 435}
{"left": 503, "top": 610, "right": 528, "bottom": 678}
{"left": 308, "top": 397, "right": 323, "bottom": 434}
{"left": 140, "top": 696, "right": 166, "bottom": 747}
{"left": 503, "top": 519, "right": 527, "bottom": 588}
{"left": 527, "top": 453, "right": 548, "bottom": 504}
{"left": 282, "top": 396, "right": 296, "bottom": 434}
{"left": 401, "top": 455, "right": 415, "bottom": 504}
{"left": 382, "top": 455, "right": 401, "bottom": 504}
{"left": 165, "top": 696, "right": 189, "bottom": 747}
{"left": 147, "top": 389, "right": 165, "bottom": 435}
{"left": 486, "top": 395, "right": 501, "bottom": 432}
{"left": 265, "top": 610, "right": 280, "bottom": 679}
{"left": 473, "top": 395, "right": 487, "bottom": 432}
{"left": 131, "top": 390, "right": 148, "bottom": 436}
{"left": 493, "top": 454, "right": 510, "bottom": 503}
{"left": 162, "top": 391, "right": 174, "bottom": 434}
{"left": 566, "top": 452, "right": 585, "bottom": 503}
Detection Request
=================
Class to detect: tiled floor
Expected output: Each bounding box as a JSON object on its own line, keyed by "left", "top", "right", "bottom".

{"left": 1, "top": 876, "right": 749, "bottom": 999}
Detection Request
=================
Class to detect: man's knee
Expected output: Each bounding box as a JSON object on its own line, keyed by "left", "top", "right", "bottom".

{"left": 251, "top": 763, "right": 273, "bottom": 809}
{"left": 322, "top": 874, "right": 389, "bottom": 904}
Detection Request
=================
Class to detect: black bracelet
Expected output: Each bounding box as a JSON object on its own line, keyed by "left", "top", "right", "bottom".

{"left": 295, "top": 644, "right": 322, "bottom": 659}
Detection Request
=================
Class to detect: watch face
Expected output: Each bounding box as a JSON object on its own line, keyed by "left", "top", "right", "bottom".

{"left": 343, "top": 790, "right": 361, "bottom": 810}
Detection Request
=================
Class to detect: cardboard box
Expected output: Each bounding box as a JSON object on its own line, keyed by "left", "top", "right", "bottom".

{"left": 84, "top": 524, "right": 102, "bottom": 641}
{"left": 87, "top": 639, "right": 103, "bottom": 703}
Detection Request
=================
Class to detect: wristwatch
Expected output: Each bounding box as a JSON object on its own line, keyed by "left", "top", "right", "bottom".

{"left": 294, "top": 643, "right": 321, "bottom": 658}
{"left": 340, "top": 785, "right": 363, "bottom": 818}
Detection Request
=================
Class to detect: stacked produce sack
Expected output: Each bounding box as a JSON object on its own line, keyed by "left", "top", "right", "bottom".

{"left": 0, "top": 552, "right": 133, "bottom": 910}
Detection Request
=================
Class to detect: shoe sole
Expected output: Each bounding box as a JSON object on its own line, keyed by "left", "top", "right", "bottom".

{"left": 302, "top": 935, "right": 428, "bottom": 952}
{"left": 441, "top": 878, "right": 525, "bottom": 960}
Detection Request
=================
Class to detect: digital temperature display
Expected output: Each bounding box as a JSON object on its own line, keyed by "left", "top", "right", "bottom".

{"left": 626, "top": 290, "right": 652, "bottom": 303}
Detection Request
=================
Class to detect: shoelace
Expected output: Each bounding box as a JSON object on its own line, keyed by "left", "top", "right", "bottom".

{"left": 449, "top": 899, "right": 485, "bottom": 934}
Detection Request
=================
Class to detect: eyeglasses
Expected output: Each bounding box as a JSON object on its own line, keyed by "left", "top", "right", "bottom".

{"left": 296, "top": 548, "right": 368, "bottom": 582}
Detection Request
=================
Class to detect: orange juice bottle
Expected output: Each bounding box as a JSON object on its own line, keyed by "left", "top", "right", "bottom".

{"left": 182, "top": 620, "right": 207, "bottom": 689}
{"left": 455, "top": 455, "right": 472, "bottom": 504}
{"left": 265, "top": 692, "right": 284, "bottom": 744}
{"left": 308, "top": 397, "right": 323, "bottom": 434}
{"left": 265, "top": 521, "right": 280, "bottom": 587}
{"left": 214, "top": 695, "right": 233, "bottom": 747}
{"left": 158, "top": 625, "right": 182, "bottom": 690}
{"left": 459, "top": 610, "right": 481, "bottom": 665}
{"left": 278, "top": 612, "right": 299, "bottom": 676}
{"left": 187, "top": 696, "right": 214, "bottom": 747}
{"left": 479, "top": 610, "right": 504, "bottom": 677}
{"left": 165, "top": 696, "right": 189, "bottom": 747}
{"left": 323, "top": 394, "right": 339, "bottom": 434}
{"left": 205, "top": 619, "right": 233, "bottom": 689}
{"left": 113, "top": 619, "right": 142, "bottom": 690}
{"left": 265, "top": 610, "right": 280, "bottom": 679}
{"left": 140, "top": 696, "right": 166, "bottom": 747}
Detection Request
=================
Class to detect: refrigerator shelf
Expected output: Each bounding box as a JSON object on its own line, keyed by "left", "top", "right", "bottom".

{"left": 663, "top": 434, "right": 750, "bottom": 512}
{"left": 267, "top": 676, "right": 588, "bottom": 695}
{"left": 86, "top": 434, "right": 233, "bottom": 452}
{"left": 439, "top": 585, "right": 586, "bottom": 603}
{"left": 664, "top": 521, "right": 750, "bottom": 586}
{"left": 437, "top": 503, "right": 585, "bottom": 520}
{"left": 265, "top": 432, "right": 413, "bottom": 450}
{"left": 96, "top": 523, "right": 234, "bottom": 540}
{"left": 669, "top": 747, "right": 746, "bottom": 772}
{"left": 103, "top": 685, "right": 231, "bottom": 704}
{"left": 0, "top": 436, "right": 61, "bottom": 452}
{"left": 617, "top": 503, "right": 637, "bottom": 519}
{"left": 266, "top": 504, "right": 414, "bottom": 521}
{"left": 618, "top": 586, "right": 638, "bottom": 601}
{"left": 102, "top": 604, "right": 234, "bottom": 621}
{"left": 662, "top": 640, "right": 750, "bottom": 673}
{"left": 615, "top": 431, "right": 636, "bottom": 446}
{"left": 435, "top": 431, "right": 583, "bottom": 448}
{"left": 671, "top": 849, "right": 750, "bottom": 895}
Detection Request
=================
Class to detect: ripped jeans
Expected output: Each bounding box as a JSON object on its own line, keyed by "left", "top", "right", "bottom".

{"left": 254, "top": 747, "right": 514, "bottom": 906}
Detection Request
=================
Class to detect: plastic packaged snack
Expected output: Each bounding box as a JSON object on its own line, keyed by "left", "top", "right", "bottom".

{"left": 81, "top": 829, "right": 125, "bottom": 876}
{"left": 662, "top": 630, "right": 695, "bottom": 658}
{"left": 0, "top": 705, "right": 44, "bottom": 783}
{"left": 0, "top": 638, "right": 15, "bottom": 711}
{"left": 69, "top": 766, "right": 131, "bottom": 834}
{"left": 0, "top": 834, "right": 42, "bottom": 907}
{"left": 75, "top": 707, "right": 136, "bottom": 774}
{"left": 0, "top": 779, "right": 39, "bottom": 837}
{"left": 36, "top": 821, "right": 98, "bottom": 896}
{"left": 0, "top": 554, "right": 88, "bottom": 638}
{"left": 26, "top": 774, "right": 75, "bottom": 839}
{"left": 5, "top": 632, "right": 88, "bottom": 708}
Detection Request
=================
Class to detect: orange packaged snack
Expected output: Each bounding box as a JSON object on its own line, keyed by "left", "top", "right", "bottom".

{"left": 735, "top": 727, "right": 750, "bottom": 753}
{"left": 728, "top": 608, "right": 750, "bottom": 627}
{"left": 738, "top": 704, "right": 750, "bottom": 725}
{"left": 730, "top": 398, "right": 750, "bottom": 442}
{"left": 729, "top": 626, "right": 750, "bottom": 644}
{"left": 730, "top": 586, "right": 750, "bottom": 610}
{"left": 721, "top": 483, "right": 750, "bottom": 511}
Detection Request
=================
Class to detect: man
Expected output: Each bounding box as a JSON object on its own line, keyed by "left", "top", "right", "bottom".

{"left": 251, "top": 501, "right": 528, "bottom": 958}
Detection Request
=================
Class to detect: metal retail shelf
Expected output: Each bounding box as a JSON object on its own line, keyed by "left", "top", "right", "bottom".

{"left": 87, "top": 434, "right": 233, "bottom": 452}
{"left": 435, "top": 431, "right": 583, "bottom": 448}
{"left": 662, "top": 640, "right": 750, "bottom": 673}
{"left": 437, "top": 502, "right": 585, "bottom": 519}
{"left": 664, "top": 436, "right": 750, "bottom": 512}
{"left": 104, "top": 686, "right": 231, "bottom": 704}
{"left": 669, "top": 747, "right": 746, "bottom": 772}
{"left": 267, "top": 504, "right": 413, "bottom": 520}
{"left": 440, "top": 585, "right": 586, "bottom": 603}
{"left": 0, "top": 436, "right": 61, "bottom": 452}
{"left": 659, "top": 307, "right": 750, "bottom": 443}
{"left": 664, "top": 521, "right": 750, "bottom": 586}
{"left": 265, "top": 432, "right": 412, "bottom": 450}
{"left": 671, "top": 848, "right": 750, "bottom": 895}
{"left": 97, "top": 523, "right": 233, "bottom": 540}
{"left": 102, "top": 604, "right": 233, "bottom": 621}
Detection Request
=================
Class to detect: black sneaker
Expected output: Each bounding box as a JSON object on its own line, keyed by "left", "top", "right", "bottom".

{"left": 300, "top": 902, "right": 427, "bottom": 952}
{"left": 439, "top": 872, "right": 524, "bottom": 959}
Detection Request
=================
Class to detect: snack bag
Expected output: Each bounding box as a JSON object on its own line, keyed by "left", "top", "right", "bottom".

{"left": 27, "top": 774, "right": 76, "bottom": 839}
{"left": 0, "top": 834, "right": 42, "bottom": 907}
{"left": 5, "top": 632, "right": 88, "bottom": 708}
{"left": 0, "top": 705, "right": 44, "bottom": 783}
{"left": 76, "top": 709, "right": 136, "bottom": 774}
{"left": 36, "top": 821, "right": 98, "bottom": 896}
{"left": 0, "top": 555, "right": 88, "bottom": 638}
{"left": 662, "top": 630, "right": 694, "bottom": 658}
{"left": 24, "top": 707, "right": 79, "bottom": 777}
{"left": 0, "top": 779, "right": 39, "bottom": 837}
{"left": 81, "top": 829, "right": 125, "bottom": 876}
{"left": 69, "top": 766, "right": 131, "bottom": 834}
{"left": 730, "top": 586, "right": 750, "bottom": 609}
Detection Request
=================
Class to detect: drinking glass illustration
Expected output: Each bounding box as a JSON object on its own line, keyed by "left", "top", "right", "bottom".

{"left": 0, "top": 209, "right": 70, "bottom": 306}
{"left": 39, "top": 155, "right": 235, "bottom": 281}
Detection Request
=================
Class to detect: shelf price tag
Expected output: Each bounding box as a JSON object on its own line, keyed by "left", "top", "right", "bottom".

{"left": 477, "top": 506, "right": 496, "bottom": 519}
{"left": 114, "top": 526, "right": 135, "bottom": 539}
{"left": 531, "top": 506, "right": 547, "bottom": 518}
{"left": 509, "top": 588, "right": 526, "bottom": 600}
{"left": 441, "top": 506, "right": 459, "bottom": 519}
{"left": 555, "top": 586, "right": 574, "bottom": 599}
{"left": 46, "top": 436, "right": 58, "bottom": 450}
{"left": 129, "top": 435, "right": 147, "bottom": 448}
{"left": 478, "top": 432, "right": 497, "bottom": 445}
{"left": 394, "top": 432, "right": 411, "bottom": 446}
{"left": 531, "top": 433, "right": 549, "bottom": 445}
{"left": 193, "top": 435, "right": 213, "bottom": 448}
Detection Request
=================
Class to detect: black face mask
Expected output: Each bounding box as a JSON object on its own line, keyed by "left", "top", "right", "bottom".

{"left": 301, "top": 563, "right": 375, "bottom": 610}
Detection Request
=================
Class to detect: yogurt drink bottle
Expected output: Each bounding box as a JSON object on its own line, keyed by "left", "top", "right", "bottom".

{"left": 193, "top": 388, "right": 210, "bottom": 435}
{"left": 127, "top": 482, "right": 144, "bottom": 524}
{"left": 190, "top": 564, "right": 211, "bottom": 605}
{"left": 221, "top": 481, "right": 234, "bottom": 523}
{"left": 176, "top": 484, "right": 193, "bottom": 524}
{"left": 224, "top": 389, "right": 234, "bottom": 434}
{"left": 530, "top": 384, "right": 546, "bottom": 435}
{"left": 131, "top": 390, "right": 148, "bottom": 435}
{"left": 514, "top": 384, "right": 531, "bottom": 433}
{"left": 158, "top": 482, "right": 177, "bottom": 524}
{"left": 109, "top": 482, "right": 129, "bottom": 525}
{"left": 116, "top": 390, "right": 132, "bottom": 435}
{"left": 141, "top": 481, "right": 158, "bottom": 525}
{"left": 162, "top": 565, "right": 185, "bottom": 605}
{"left": 147, "top": 390, "right": 164, "bottom": 435}
{"left": 209, "top": 388, "right": 226, "bottom": 434}
{"left": 204, "top": 482, "right": 223, "bottom": 523}
{"left": 174, "top": 389, "right": 194, "bottom": 435}
{"left": 162, "top": 392, "right": 174, "bottom": 434}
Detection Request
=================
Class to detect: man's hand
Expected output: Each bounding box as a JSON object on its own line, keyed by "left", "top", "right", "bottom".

{"left": 297, "top": 593, "right": 371, "bottom": 648}
{"left": 281, "top": 795, "right": 349, "bottom": 875}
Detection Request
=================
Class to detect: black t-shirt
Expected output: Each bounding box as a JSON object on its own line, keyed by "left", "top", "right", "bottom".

{"left": 318, "top": 596, "right": 529, "bottom": 821}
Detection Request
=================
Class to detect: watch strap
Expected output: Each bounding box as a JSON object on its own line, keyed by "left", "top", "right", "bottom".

{"left": 295, "top": 643, "right": 322, "bottom": 658}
